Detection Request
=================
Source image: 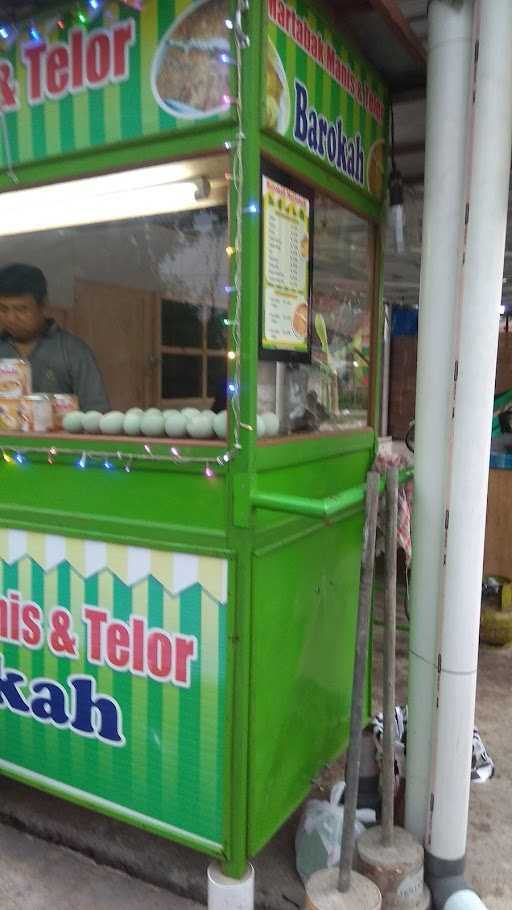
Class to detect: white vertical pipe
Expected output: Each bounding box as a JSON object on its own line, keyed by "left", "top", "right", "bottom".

{"left": 445, "top": 892, "right": 489, "bottom": 910}
{"left": 406, "top": 0, "right": 474, "bottom": 842}
{"left": 428, "top": 0, "right": 512, "bottom": 860}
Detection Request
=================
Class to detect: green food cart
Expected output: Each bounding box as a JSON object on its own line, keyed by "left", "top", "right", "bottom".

{"left": 0, "top": 0, "right": 388, "bottom": 880}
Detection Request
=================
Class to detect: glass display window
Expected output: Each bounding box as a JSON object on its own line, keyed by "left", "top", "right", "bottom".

{"left": 0, "top": 156, "right": 231, "bottom": 441}
{"left": 258, "top": 166, "right": 375, "bottom": 438}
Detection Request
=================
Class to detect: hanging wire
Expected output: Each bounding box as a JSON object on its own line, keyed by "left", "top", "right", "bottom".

{"left": 0, "top": 98, "right": 18, "bottom": 184}
{"left": 230, "top": 5, "right": 245, "bottom": 456}
{"left": 0, "top": 444, "right": 228, "bottom": 468}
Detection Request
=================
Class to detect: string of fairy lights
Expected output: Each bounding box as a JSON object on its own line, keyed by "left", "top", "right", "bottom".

{"left": 0, "top": 1, "right": 142, "bottom": 46}
{"left": 0, "top": 0, "right": 256, "bottom": 479}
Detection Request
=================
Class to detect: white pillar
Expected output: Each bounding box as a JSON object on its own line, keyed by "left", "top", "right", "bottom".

{"left": 427, "top": 0, "right": 512, "bottom": 861}
{"left": 406, "top": 0, "right": 474, "bottom": 842}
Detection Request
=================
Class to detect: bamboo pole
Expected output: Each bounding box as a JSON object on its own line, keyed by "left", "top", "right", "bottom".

{"left": 338, "top": 470, "right": 380, "bottom": 892}
{"left": 382, "top": 466, "right": 398, "bottom": 846}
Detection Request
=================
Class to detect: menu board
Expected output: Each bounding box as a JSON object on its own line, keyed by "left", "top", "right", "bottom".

{"left": 260, "top": 169, "right": 313, "bottom": 361}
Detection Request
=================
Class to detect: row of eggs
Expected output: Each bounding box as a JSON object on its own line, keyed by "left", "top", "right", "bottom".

{"left": 62, "top": 408, "right": 280, "bottom": 439}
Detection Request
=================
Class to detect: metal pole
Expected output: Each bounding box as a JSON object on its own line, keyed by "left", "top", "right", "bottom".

{"left": 338, "top": 471, "right": 380, "bottom": 892}
{"left": 406, "top": 0, "right": 474, "bottom": 842}
{"left": 382, "top": 466, "right": 398, "bottom": 846}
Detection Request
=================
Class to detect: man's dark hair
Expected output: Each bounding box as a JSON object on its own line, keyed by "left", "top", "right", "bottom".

{"left": 0, "top": 263, "right": 48, "bottom": 306}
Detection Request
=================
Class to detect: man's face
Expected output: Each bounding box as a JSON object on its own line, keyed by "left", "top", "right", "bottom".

{"left": 0, "top": 294, "right": 46, "bottom": 342}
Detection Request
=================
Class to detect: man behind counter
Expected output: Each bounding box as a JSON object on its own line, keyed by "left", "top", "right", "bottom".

{"left": 0, "top": 263, "right": 109, "bottom": 412}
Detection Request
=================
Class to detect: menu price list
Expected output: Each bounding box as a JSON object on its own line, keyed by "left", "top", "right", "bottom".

{"left": 262, "top": 175, "right": 310, "bottom": 352}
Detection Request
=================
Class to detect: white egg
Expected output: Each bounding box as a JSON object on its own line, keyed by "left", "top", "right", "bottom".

{"left": 187, "top": 416, "right": 213, "bottom": 439}
{"left": 256, "top": 416, "right": 266, "bottom": 438}
{"left": 123, "top": 412, "right": 142, "bottom": 436}
{"left": 165, "top": 413, "right": 187, "bottom": 437}
{"left": 163, "top": 409, "right": 180, "bottom": 419}
{"left": 181, "top": 407, "right": 200, "bottom": 422}
{"left": 213, "top": 410, "right": 228, "bottom": 438}
{"left": 62, "top": 411, "right": 84, "bottom": 433}
{"left": 82, "top": 411, "right": 103, "bottom": 434}
{"left": 262, "top": 412, "right": 280, "bottom": 436}
{"left": 199, "top": 410, "right": 215, "bottom": 432}
{"left": 126, "top": 407, "right": 144, "bottom": 416}
{"left": 141, "top": 413, "right": 165, "bottom": 437}
{"left": 100, "top": 411, "right": 125, "bottom": 435}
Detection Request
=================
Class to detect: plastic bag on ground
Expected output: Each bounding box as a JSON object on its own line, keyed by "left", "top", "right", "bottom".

{"left": 295, "top": 781, "right": 373, "bottom": 885}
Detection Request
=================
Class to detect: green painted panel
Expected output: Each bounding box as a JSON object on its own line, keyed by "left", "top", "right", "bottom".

{"left": 0, "top": 531, "right": 228, "bottom": 849}
{"left": 255, "top": 429, "right": 375, "bottom": 471}
{"left": 0, "top": 459, "right": 229, "bottom": 549}
{"left": 248, "top": 510, "right": 363, "bottom": 854}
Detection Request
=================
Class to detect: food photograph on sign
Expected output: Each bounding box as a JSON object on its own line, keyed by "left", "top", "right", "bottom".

{"left": 151, "top": 0, "right": 232, "bottom": 118}
{"left": 266, "top": 39, "right": 291, "bottom": 134}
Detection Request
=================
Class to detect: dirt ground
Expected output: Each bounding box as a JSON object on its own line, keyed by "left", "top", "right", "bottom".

{"left": 369, "top": 589, "right": 512, "bottom": 910}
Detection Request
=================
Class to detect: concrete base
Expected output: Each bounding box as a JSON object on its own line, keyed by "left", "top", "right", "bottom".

{"left": 304, "top": 867, "right": 382, "bottom": 910}
{"left": 208, "top": 863, "right": 254, "bottom": 910}
{"left": 357, "top": 826, "right": 430, "bottom": 909}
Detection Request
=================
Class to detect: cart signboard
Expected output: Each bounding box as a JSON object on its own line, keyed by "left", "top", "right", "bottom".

{"left": 0, "top": 530, "right": 227, "bottom": 851}
{"left": 0, "top": 0, "right": 233, "bottom": 172}
{"left": 264, "top": 0, "right": 388, "bottom": 200}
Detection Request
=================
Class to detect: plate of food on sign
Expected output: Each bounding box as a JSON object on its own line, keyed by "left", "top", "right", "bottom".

{"left": 265, "top": 39, "right": 290, "bottom": 135}
{"left": 151, "top": 0, "right": 233, "bottom": 119}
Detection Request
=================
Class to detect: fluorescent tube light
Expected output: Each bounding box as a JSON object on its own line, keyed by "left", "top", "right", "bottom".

{"left": 0, "top": 165, "right": 217, "bottom": 236}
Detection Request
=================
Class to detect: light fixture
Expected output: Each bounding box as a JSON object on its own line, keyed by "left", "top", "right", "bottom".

{"left": 388, "top": 165, "right": 405, "bottom": 255}
{"left": 193, "top": 176, "right": 210, "bottom": 201}
{"left": 0, "top": 163, "right": 218, "bottom": 236}
{"left": 388, "top": 102, "right": 405, "bottom": 255}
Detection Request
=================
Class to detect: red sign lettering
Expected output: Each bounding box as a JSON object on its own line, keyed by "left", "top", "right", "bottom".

{"left": 71, "top": 29, "right": 84, "bottom": 91}
{"left": 22, "top": 42, "right": 46, "bottom": 104}
{"left": 86, "top": 32, "right": 110, "bottom": 85}
{"left": 20, "top": 19, "right": 136, "bottom": 106}
{"left": 46, "top": 44, "right": 69, "bottom": 98}
{"left": 113, "top": 20, "right": 135, "bottom": 80}
{"left": 0, "top": 60, "right": 19, "bottom": 110}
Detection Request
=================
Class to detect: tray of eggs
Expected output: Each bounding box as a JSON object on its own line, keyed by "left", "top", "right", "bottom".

{"left": 62, "top": 407, "right": 280, "bottom": 440}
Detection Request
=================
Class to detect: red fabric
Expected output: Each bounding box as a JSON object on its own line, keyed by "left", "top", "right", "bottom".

{"left": 374, "top": 447, "right": 414, "bottom": 567}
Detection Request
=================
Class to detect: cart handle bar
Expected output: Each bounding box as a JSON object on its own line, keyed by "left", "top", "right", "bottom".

{"left": 250, "top": 468, "right": 413, "bottom": 521}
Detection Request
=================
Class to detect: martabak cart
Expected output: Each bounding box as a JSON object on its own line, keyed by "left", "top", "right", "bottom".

{"left": 0, "top": 0, "right": 388, "bottom": 879}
